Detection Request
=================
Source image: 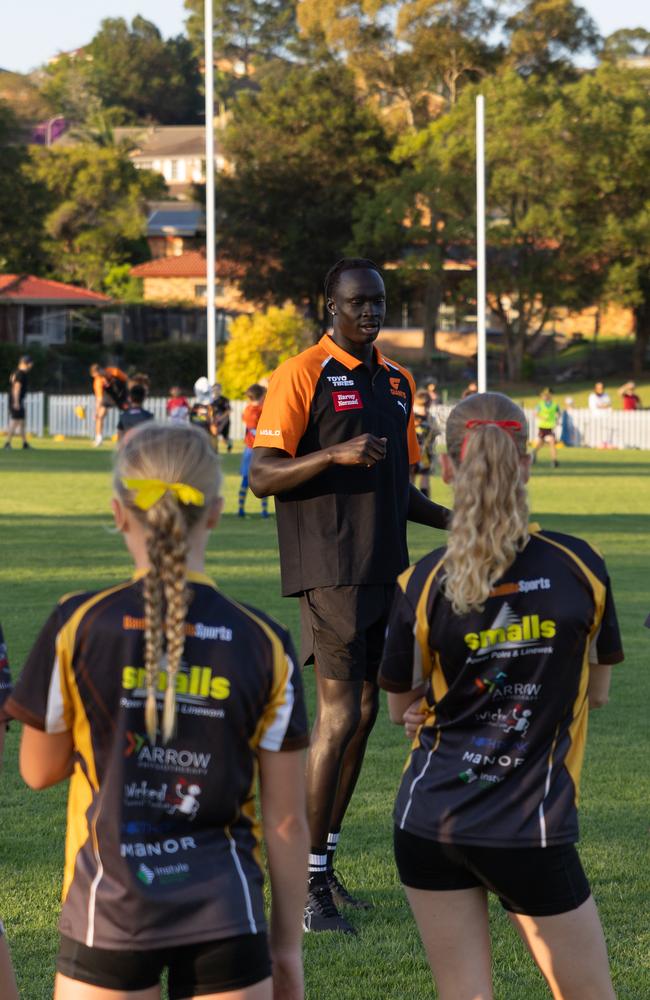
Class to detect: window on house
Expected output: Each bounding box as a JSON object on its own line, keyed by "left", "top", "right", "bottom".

{"left": 170, "top": 160, "right": 179, "bottom": 180}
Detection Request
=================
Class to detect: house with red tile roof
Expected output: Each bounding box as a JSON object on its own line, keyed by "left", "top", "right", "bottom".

{"left": 0, "top": 275, "right": 110, "bottom": 346}
{"left": 130, "top": 251, "right": 254, "bottom": 313}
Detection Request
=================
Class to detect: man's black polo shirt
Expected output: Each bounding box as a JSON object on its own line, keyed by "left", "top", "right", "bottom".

{"left": 254, "top": 334, "right": 420, "bottom": 596}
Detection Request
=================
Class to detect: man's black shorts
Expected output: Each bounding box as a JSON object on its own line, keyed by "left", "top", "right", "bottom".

{"left": 299, "top": 584, "right": 395, "bottom": 683}
{"left": 394, "top": 826, "right": 591, "bottom": 916}
{"left": 57, "top": 932, "right": 271, "bottom": 998}
{"left": 538, "top": 427, "right": 556, "bottom": 440}
{"left": 9, "top": 406, "right": 25, "bottom": 421}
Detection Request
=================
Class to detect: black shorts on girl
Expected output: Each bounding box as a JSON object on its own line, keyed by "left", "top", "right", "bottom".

{"left": 394, "top": 826, "right": 590, "bottom": 916}
{"left": 57, "top": 933, "right": 271, "bottom": 998}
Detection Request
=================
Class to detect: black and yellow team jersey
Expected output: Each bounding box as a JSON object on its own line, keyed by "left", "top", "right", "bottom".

{"left": 379, "top": 526, "right": 623, "bottom": 848}
{"left": 0, "top": 622, "right": 11, "bottom": 724}
{"left": 5, "top": 573, "right": 309, "bottom": 951}
{"left": 253, "top": 333, "right": 420, "bottom": 596}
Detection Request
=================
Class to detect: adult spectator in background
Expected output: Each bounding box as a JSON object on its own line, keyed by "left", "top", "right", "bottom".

{"left": 618, "top": 381, "right": 642, "bottom": 411}
{"left": 4, "top": 355, "right": 33, "bottom": 450}
{"left": 90, "top": 364, "right": 128, "bottom": 447}
{"left": 213, "top": 383, "right": 233, "bottom": 452}
{"left": 462, "top": 380, "right": 478, "bottom": 399}
{"left": 250, "top": 258, "right": 449, "bottom": 934}
{"left": 116, "top": 383, "right": 154, "bottom": 442}
{"left": 588, "top": 381, "right": 613, "bottom": 448}
{"left": 531, "top": 387, "right": 560, "bottom": 468}
{"left": 0, "top": 624, "right": 19, "bottom": 1000}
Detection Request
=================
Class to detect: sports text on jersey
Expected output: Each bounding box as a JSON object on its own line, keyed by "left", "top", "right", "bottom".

{"left": 490, "top": 577, "right": 551, "bottom": 597}
{"left": 122, "top": 664, "right": 230, "bottom": 701}
{"left": 464, "top": 604, "right": 556, "bottom": 655}
{"left": 122, "top": 617, "right": 233, "bottom": 641}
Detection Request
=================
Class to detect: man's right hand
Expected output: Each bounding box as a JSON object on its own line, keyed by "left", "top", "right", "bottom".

{"left": 328, "top": 434, "right": 387, "bottom": 467}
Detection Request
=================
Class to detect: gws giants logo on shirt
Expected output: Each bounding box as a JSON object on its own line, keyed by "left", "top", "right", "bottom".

{"left": 389, "top": 376, "right": 407, "bottom": 400}
{"left": 464, "top": 603, "right": 556, "bottom": 656}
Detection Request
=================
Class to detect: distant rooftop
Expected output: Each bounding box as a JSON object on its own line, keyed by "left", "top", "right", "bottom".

{"left": 130, "top": 251, "right": 241, "bottom": 280}
{"left": 114, "top": 125, "right": 217, "bottom": 158}
{"left": 147, "top": 202, "right": 205, "bottom": 237}
{"left": 0, "top": 275, "right": 110, "bottom": 305}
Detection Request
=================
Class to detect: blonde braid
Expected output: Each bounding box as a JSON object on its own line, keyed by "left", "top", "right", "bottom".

{"left": 443, "top": 393, "right": 529, "bottom": 615}
{"left": 142, "top": 548, "right": 164, "bottom": 744}
{"left": 114, "top": 422, "right": 222, "bottom": 745}
{"left": 159, "top": 501, "right": 190, "bottom": 744}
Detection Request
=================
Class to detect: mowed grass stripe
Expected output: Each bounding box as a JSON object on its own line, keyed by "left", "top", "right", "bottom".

{"left": 0, "top": 442, "right": 648, "bottom": 999}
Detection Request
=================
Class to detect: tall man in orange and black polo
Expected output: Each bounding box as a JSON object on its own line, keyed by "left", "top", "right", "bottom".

{"left": 250, "top": 259, "right": 449, "bottom": 935}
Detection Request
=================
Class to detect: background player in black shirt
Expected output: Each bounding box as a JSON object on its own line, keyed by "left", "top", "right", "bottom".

{"left": 4, "top": 355, "right": 33, "bottom": 450}
{"left": 9, "top": 424, "right": 309, "bottom": 1000}
{"left": 117, "top": 383, "right": 155, "bottom": 442}
{"left": 251, "top": 259, "right": 449, "bottom": 933}
{"left": 380, "top": 392, "right": 620, "bottom": 1000}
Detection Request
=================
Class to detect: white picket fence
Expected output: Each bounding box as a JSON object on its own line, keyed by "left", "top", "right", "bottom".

{"left": 47, "top": 395, "right": 247, "bottom": 441}
{"left": 4, "top": 394, "right": 650, "bottom": 449}
{"left": 428, "top": 405, "right": 650, "bottom": 450}
{"left": 0, "top": 393, "right": 45, "bottom": 437}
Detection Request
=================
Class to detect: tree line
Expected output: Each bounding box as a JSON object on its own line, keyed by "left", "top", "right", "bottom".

{"left": 0, "top": 3, "right": 649, "bottom": 377}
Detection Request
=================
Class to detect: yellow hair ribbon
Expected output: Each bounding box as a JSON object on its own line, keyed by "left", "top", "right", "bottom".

{"left": 121, "top": 478, "right": 205, "bottom": 511}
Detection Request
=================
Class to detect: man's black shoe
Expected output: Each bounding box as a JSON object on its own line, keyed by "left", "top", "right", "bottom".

{"left": 303, "top": 882, "right": 356, "bottom": 934}
{"left": 327, "top": 870, "right": 373, "bottom": 911}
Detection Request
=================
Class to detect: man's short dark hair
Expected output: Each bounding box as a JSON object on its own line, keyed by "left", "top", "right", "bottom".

{"left": 324, "top": 258, "right": 383, "bottom": 301}
{"left": 129, "top": 383, "right": 146, "bottom": 405}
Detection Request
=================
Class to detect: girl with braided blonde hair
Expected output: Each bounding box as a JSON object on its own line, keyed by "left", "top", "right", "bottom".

{"left": 379, "top": 392, "right": 623, "bottom": 1000}
{"left": 11, "top": 422, "right": 310, "bottom": 1000}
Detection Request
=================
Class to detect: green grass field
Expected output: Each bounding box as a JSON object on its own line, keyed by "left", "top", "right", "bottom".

{"left": 1, "top": 441, "right": 649, "bottom": 999}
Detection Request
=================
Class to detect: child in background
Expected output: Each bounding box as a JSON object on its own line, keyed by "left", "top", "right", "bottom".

{"left": 166, "top": 386, "right": 190, "bottom": 424}
{"left": 239, "top": 384, "right": 269, "bottom": 518}
{"left": 410, "top": 390, "right": 441, "bottom": 498}
{"left": 5, "top": 423, "right": 309, "bottom": 1000}
{"left": 0, "top": 625, "right": 19, "bottom": 1000}
{"left": 190, "top": 377, "right": 218, "bottom": 445}
{"left": 116, "top": 383, "right": 155, "bottom": 441}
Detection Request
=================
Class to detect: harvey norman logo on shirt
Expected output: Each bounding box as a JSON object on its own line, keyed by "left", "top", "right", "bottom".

{"left": 332, "top": 390, "right": 363, "bottom": 411}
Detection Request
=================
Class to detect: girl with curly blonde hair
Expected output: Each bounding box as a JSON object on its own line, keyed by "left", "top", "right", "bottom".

{"left": 379, "top": 392, "right": 623, "bottom": 1000}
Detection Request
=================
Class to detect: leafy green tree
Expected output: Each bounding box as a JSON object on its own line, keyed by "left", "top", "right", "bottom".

{"left": 356, "top": 69, "right": 600, "bottom": 377}
{"left": 88, "top": 17, "right": 202, "bottom": 123}
{"left": 184, "top": 0, "right": 297, "bottom": 76}
{"left": 298, "top": 0, "right": 500, "bottom": 123}
{"left": 215, "top": 59, "right": 393, "bottom": 324}
{"left": 40, "top": 17, "right": 202, "bottom": 125}
{"left": 39, "top": 54, "right": 97, "bottom": 123}
{"left": 504, "top": 0, "right": 600, "bottom": 77}
{"left": 26, "top": 145, "right": 165, "bottom": 289}
{"left": 559, "top": 64, "right": 650, "bottom": 372}
{"left": 0, "top": 102, "right": 48, "bottom": 273}
{"left": 220, "top": 304, "right": 313, "bottom": 396}
{"left": 600, "top": 28, "right": 650, "bottom": 62}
